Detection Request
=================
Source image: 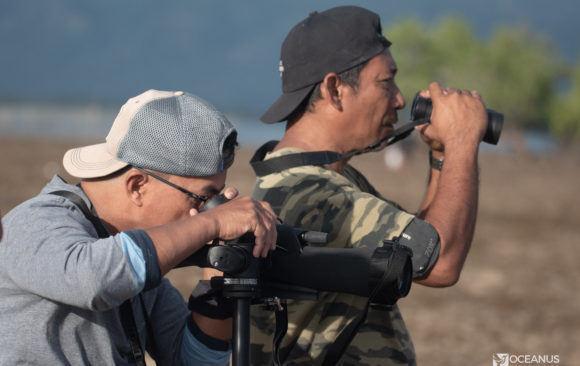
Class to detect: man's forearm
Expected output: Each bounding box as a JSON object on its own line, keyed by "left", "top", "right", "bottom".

{"left": 146, "top": 214, "right": 220, "bottom": 276}
{"left": 417, "top": 150, "right": 444, "bottom": 218}
{"left": 417, "top": 146, "right": 479, "bottom": 286}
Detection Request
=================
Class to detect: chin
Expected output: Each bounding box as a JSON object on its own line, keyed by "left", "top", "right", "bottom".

{"left": 379, "top": 126, "right": 395, "bottom": 138}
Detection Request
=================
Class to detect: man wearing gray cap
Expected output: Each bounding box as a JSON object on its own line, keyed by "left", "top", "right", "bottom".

{"left": 0, "top": 89, "right": 278, "bottom": 365}
{"left": 250, "top": 5, "right": 488, "bottom": 366}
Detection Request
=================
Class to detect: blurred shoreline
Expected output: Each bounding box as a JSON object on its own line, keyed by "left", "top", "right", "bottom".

{"left": 0, "top": 102, "right": 286, "bottom": 148}
{"left": 0, "top": 102, "right": 563, "bottom": 155}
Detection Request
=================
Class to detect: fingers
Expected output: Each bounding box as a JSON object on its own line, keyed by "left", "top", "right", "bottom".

{"left": 223, "top": 186, "right": 238, "bottom": 200}
{"left": 417, "top": 89, "right": 431, "bottom": 98}
{"left": 433, "top": 83, "right": 477, "bottom": 98}
{"left": 425, "top": 82, "right": 488, "bottom": 147}
{"left": 203, "top": 267, "right": 223, "bottom": 280}
{"left": 415, "top": 123, "right": 445, "bottom": 152}
{"left": 252, "top": 201, "right": 278, "bottom": 258}
{"left": 441, "top": 87, "right": 461, "bottom": 96}
{"left": 422, "top": 83, "right": 479, "bottom": 104}
{"left": 210, "top": 196, "right": 278, "bottom": 258}
{"left": 430, "top": 82, "right": 469, "bottom": 97}
{"left": 434, "top": 85, "right": 479, "bottom": 99}
{"left": 454, "top": 90, "right": 474, "bottom": 97}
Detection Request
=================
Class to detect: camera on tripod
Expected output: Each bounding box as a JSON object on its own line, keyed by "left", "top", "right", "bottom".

{"left": 204, "top": 223, "right": 413, "bottom": 306}
{"left": 178, "top": 194, "right": 414, "bottom": 366}
{"left": 180, "top": 194, "right": 414, "bottom": 306}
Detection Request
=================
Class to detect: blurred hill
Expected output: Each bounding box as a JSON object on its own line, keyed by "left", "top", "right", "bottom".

{"left": 1, "top": 0, "right": 579, "bottom": 115}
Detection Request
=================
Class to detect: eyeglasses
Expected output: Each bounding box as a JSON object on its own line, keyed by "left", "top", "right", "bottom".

{"left": 133, "top": 166, "right": 209, "bottom": 204}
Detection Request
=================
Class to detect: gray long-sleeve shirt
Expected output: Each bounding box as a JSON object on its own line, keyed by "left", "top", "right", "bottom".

{"left": 0, "top": 176, "right": 228, "bottom": 365}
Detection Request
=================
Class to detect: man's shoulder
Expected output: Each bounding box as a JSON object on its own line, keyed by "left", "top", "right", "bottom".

{"left": 255, "top": 147, "right": 353, "bottom": 193}
{"left": 253, "top": 159, "right": 357, "bottom": 218}
{"left": 255, "top": 165, "right": 349, "bottom": 194}
{"left": 3, "top": 176, "right": 90, "bottom": 232}
{"left": 251, "top": 147, "right": 412, "bottom": 238}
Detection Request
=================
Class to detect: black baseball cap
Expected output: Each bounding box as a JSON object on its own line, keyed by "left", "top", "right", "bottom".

{"left": 261, "top": 6, "right": 392, "bottom": 123}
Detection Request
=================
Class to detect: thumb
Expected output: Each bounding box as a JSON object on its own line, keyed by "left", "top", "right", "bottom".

{"left": 429, "top": 82, "right": 443, "bottom": 100}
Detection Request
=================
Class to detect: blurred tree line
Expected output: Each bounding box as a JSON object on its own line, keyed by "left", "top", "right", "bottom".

{"left": 385, "top": 17, "right": 580, "bottom": 143}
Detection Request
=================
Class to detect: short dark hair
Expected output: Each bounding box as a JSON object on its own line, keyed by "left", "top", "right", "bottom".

{"left": 288, "top": 60, "right": 369, "bottom": 123}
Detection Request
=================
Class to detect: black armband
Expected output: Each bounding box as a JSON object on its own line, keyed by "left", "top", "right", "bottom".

{"left": 397, "top": 218, "right": 440, "bottom": 277}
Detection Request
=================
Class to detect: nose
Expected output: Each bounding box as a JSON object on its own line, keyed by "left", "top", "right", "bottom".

{"left": 395, "top": 88, "right": 406, "bottom": 110}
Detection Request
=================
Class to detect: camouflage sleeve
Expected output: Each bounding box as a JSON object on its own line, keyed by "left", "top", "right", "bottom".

{"left": 251, "top": 166, "right": 417, "bottom": 365}
{"left": 255, "top": 167, "right": 414, "bottom": 250}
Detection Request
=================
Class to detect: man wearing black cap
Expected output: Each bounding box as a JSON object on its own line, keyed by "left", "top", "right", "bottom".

{"left": 250, "top": 5, "right": 488, "bottom": 365}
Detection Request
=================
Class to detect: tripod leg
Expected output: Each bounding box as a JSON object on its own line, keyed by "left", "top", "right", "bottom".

{"left": 232, "top": 298, "right": 250, "bottom": 366}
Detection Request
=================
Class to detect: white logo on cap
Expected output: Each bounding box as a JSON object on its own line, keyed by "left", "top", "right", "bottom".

{"left": 279, "top": 60, "right": 284, "bottom": 77}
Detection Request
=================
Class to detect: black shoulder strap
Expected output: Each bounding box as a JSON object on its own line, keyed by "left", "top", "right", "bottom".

{"left": 321, "top": 304, "right": 370, "bottom": 366}
{"left": 50, "top": 190, "right": 109, "bottom": 238}
{"left": 120, "top": 300, "right": 147, "bottom": 366}
{"left": 250, "top": 121, "right": 421, "bottom": 177}
{"left": 250, "top": 140, "right": 343, "bottom": 177}
{"left": 50, "top": 190, "right": 147, "bottom": 366}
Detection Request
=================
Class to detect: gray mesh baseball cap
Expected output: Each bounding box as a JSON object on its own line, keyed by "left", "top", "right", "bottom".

{"left": 63, "top": 90, "right": 237, "bottom": 178}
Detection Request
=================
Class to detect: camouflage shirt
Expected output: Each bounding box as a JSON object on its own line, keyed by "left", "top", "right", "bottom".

{"left": 250, "top": 147, "right": 417, "bottom": 366}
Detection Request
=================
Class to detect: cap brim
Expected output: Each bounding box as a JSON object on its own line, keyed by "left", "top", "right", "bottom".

{"left": 260, "top": 85, "right": 315, "bottom": 124}
{"left": 63, "top": 143, "right": 129, "bottom": 179}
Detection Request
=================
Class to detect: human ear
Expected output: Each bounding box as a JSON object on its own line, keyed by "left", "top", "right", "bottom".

{"left": 320, "top": 73, "right": 343, "bottom": 111}
{"left": 124, "top": 169, "right": 147, "bottom": 207}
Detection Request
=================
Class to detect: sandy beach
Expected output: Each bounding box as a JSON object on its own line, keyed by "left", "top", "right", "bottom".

{"left": 1, "top": 135, "right": 579, "bottom": 365}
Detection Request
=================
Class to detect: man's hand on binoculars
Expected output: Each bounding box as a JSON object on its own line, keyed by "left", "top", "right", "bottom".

{"left": 415, "top": 82, "right": 488, "bottom": 153}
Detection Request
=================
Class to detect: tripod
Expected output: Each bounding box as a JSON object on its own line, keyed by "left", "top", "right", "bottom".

{"left": 232, "top": 293, "right": 252, "bottom": 366}
{"left": 220, "top": 275, "right": 318, "bottom": 366}
{"left": 182, "top": 223, "right": 412, "bottom": 366}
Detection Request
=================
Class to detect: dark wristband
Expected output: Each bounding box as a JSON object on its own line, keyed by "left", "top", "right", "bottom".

{"left": 429, "top": 151, "right": 444, "bottom": 171}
